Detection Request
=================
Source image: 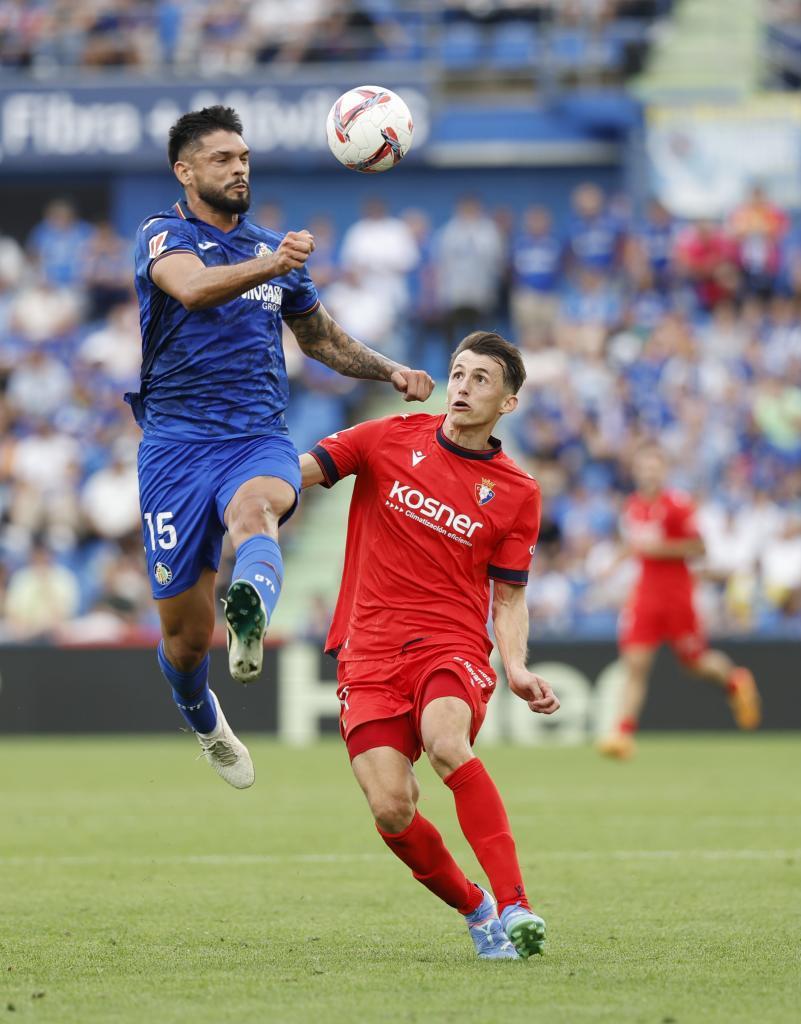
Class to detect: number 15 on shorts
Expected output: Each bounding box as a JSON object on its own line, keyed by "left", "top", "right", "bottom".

{"left": 144, "top": 511, "right": 178, "bottom": 550}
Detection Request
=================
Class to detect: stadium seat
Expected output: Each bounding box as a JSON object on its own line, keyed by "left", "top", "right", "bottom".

{"left": 488, "top": 22, "right": 539, "bottom": 69}
{"left": 439, "top": 23, "right": 483, "bottom": 69}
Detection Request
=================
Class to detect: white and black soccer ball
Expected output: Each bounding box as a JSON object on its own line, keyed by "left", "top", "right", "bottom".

{"left": 325, "top": 85, "right": 414, "bottom": 173}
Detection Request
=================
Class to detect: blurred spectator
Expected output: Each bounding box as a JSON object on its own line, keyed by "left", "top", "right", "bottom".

{"left": 80, "top": 221, "right": 133, "bottom": 319}
{"left": 729, "top": 184, "right": 789, "bottom": 299}
{"left": 510, "top": 205, "right": 562, "bottom": 343}
{"left": 79, "top": 300, "right": 142, "bottom": 384}
{"left": 81, "top": 454, "right": 140, "bottom": 541}
{"left": 565, "top": 183, "right": 622, "bottom": 276}
{"left": 322, "top": 266, "right": 398, "bottom": 355}
{"left": 6, "top": 348, "right": 73, "bottom": 417}
{"left": 4, "top": 541, "right": 80, "bottom": 640}
{"left": 673, "top": 219, "right": 739, "bottom": 311}
{"left": 761, "top": 515, "right": 801, "bottom": 616}
{"left": 339, "top": 197, "right": 420, "bottom": 316}
{"left": 632, "top": 197, "right": 677, "bottom": 289}
{"left": 8, "top": 276, "right": 83, "bottom": 345}
{"left": 26, "top": 200, "right": 93, "bottom": 287}
{"left": 432, "top": 194, "right": 505, "bottom": 347}
{"left": 753, "top": 376, "right": 801, "bottom": 456}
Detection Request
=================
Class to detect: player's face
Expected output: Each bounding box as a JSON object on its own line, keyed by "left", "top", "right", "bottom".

{"left": 176, "top": 130, "right": 251, "bottom": 214}
{"left": 633, "top": 450, "right": 666, "bottom": 494}
{"left": 447, "top": 350, "right": 517, "bottom": 429}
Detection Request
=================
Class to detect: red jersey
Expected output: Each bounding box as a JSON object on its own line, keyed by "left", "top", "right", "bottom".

{"left": 623, "top": 489, "right": 700, "bottom": 605}
{"left": 310, "top": 413, "right": 541, "bottom": 661}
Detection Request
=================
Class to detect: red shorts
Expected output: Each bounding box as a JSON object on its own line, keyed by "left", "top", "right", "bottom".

{"left": 619, "top": 598, "right": 707, "bottom": 664}
{"left": 336, "top": 642, "right": 497, "bottom": 763}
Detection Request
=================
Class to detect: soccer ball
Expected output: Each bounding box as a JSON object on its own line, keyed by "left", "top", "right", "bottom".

{"left": 325, "top": 85, "right": 414, "bottom": 173}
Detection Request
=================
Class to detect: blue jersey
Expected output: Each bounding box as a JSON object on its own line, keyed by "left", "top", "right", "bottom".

{"left": 127, "top": 200, "right": 320, "bottom": 441}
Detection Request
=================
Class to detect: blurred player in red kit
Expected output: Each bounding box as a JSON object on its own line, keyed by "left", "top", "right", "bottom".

{"left": 300, "top": 332, "right": 560, "bottom": 961}
{"left": 598, "top": 443, "right": 761, "bottom": 760}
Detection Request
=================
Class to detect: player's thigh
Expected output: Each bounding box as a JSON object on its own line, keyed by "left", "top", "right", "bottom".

{"left": 619, "top": 602, "right": 663, "bottom": 661}
{"left": 138, "top": 440, "right": 226, "bottom": 600}
{"left": 668, "top": 606, "right": 709, "bottom": 670}
{"left": 415, "top": 656, "right": 494, "bottom": 777}
{"left": 621, "top": 643, "right": 658, "bottom": 678}
{"left": 157, "top": 566, "right": 217, "bottom": 661}
{"left": 218, "top": 434, "right": 302, "bottom": 544}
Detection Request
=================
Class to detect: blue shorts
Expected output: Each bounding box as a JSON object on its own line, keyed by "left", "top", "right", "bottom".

{"left": 137, "top": 433, "right": 301, "bottom": 599}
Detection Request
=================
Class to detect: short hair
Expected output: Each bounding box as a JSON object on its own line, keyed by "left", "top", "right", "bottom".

{"left": 167, "top": 106, "right": 244, "bottom": 168}
{"left": 449, "top": 331, "right": 526, "bottom": 394}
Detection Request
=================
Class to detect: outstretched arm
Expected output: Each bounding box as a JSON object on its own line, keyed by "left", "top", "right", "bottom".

{"left": 492, "top": 581, "right": 560, "bottom": 715}
{"left": 152, "top": 230, "right": 316, "bottom": 311}
{"left": 287, "top": 304, "right": 434, "bottom": 402}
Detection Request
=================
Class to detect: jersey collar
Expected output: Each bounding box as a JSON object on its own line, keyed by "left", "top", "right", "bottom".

{"left": 173, "top": 199, "right": 249, "bottom": 235}
{"left": 436, "top": 419, "right": 502, "bottom": 461}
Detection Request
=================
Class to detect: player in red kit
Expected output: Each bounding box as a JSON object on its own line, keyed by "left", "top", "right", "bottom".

{"left": 300, "top": 332, "right": 560, "bottom": 961}
{"left": 598, "top": 443, "right": 761, "bottom": 760}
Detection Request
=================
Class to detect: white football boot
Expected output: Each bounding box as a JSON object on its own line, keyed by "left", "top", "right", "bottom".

{"left": 195, "top": 691, "right": 254, "bottom": 789}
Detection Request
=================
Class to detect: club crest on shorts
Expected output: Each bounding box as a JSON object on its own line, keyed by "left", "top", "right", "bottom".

{"left": 154, "top": 562, "right": 173, "bottom": 586}
{"left": 475, "top": 478, "right": 495, "bottom": 505}
{"left": 254, "top": 242, "right": 273, "bottom": 257}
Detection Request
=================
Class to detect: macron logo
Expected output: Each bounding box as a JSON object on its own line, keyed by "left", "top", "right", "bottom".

{"left": 411, "top": 449, "right": 426, "bottom": 467}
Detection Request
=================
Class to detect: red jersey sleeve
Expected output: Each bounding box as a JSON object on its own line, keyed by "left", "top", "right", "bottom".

{"left": 669, "top": 493, "right": 701, "bottom": 540}
{"left": 487, "top": 480, "right": 541, "bottom": 586}
{"left": 309, "top": 418, "right": 390, "bottom": 488}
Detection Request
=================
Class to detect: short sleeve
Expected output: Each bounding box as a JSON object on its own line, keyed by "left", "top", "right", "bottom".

{"left": 488, "top": 482, "right": 541, "bottom": 586}
{"left": 671, "top": 495, "right": 700, "bottom": 539}
{"left": 137, "top": 218, "right": 198, "bottom": 281}
{"left": 282, "top": 263, "right": 320, "bottom": 318}
{"left": 309, "top": 418, "right": 390, "bottom": 488}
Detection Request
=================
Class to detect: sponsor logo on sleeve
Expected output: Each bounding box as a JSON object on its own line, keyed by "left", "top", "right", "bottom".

{"left": 148, "top": 231, "right": 169, "bottom": 259}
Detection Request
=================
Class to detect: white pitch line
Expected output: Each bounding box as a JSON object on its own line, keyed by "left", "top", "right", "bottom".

{"left": 0, "top": 850, "right": 798, "bottom": 868}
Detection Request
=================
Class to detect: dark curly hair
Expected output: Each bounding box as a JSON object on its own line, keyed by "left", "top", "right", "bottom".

{"left": 167, "top": 106, "right": 244, "bottom": 168}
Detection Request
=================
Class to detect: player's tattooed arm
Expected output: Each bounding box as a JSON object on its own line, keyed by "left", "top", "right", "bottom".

{"left": 288, "top": 305, "right": 434, "bottom": 402}
{"left": 492, "top": 582, "right": 560, "bottom": 716}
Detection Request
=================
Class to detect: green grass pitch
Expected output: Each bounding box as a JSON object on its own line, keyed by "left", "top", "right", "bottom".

{"left": 1, "top": 734, "right": 799, "bottom": 1023}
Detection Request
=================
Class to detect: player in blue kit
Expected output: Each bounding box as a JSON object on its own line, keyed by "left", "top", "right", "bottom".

{"left": 129, "top": 106, "right": 434, "bottom": 788}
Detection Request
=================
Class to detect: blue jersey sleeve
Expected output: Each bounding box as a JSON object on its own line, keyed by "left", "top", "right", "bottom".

{"left": 136, "top": 216, "right": 199, "bottom": 282}
{"left": 282, "top": 263, "right": 320, "bottom": 318}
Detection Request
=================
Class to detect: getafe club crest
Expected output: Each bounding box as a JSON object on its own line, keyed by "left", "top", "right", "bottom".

{"left": 254, "top": 242, "right": 273, "bottom": 258}
{"left": 154, "top": 562, "right": 173, "bottom": 586}
{"left": 475, "top": 478, "right": 495, "bottom": 506}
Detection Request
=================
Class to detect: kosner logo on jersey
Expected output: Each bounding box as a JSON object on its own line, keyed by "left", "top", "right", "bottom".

{"left": 387, "top": 480, "right": 483, "bottom": 539}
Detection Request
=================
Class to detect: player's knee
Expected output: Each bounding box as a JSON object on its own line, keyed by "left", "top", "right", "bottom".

{"left": 426, "top": 736, "right": 472, "bottom": 779}
{"left": 370, "top": 791, "right": 416, "bottom": 834}
{"left": 161, "top": 629, "right": 212, "bottom": 672}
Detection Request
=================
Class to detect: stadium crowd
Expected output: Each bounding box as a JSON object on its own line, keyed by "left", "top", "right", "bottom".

{"left": 0, "top": 181, "right": 800, "bottom": 644}
{"left": 0, "top": 0, "right": 667, "bottom": 74}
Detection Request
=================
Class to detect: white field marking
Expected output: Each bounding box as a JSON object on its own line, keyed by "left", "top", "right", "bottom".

{"left": 0, "top": 850, "right": 799, "bottom": 868}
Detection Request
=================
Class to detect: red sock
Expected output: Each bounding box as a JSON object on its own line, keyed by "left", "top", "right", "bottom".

{"left": 444, "top": 758, "right": 530, "bottom": 916}
{"left": 377, "top": 811, "right": 482, "bottom": 915}
{"left": 619, "top": 717, "right": 638, "bottom": 735}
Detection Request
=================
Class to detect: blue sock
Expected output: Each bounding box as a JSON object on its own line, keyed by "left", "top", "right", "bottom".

{"left": 157, "top": 641, "right": 218, "bottom": 734}
{"left": 231, "top": 534, "right": 284, "bottom": 624}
